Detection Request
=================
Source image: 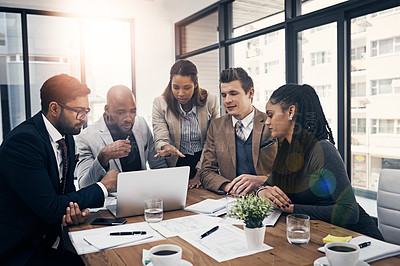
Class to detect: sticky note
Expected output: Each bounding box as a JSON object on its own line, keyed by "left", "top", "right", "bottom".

{"left": 322, "top": 234, "right": 352, "bottom": 244}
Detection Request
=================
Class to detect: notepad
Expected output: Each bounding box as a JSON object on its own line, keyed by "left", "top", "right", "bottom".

{"left": 318, "top": 235, "right": 400, "bottom": 263}
{"left": 185, "top": 199, "right": 227, "bottom": 216}
{"left": 83, "top": 232, "right": 153, "bottom": 250}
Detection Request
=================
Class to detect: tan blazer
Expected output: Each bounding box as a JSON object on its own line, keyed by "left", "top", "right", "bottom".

{"left": 152, "top": 94, "right": 219, "bottom": 167}
{"left": 200, "top": 108, "right": 277, "bottom": 192}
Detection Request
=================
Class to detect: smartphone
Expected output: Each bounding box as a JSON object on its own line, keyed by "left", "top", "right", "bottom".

{"left": 90, "top": 218, "right": 127, "bottom": 226}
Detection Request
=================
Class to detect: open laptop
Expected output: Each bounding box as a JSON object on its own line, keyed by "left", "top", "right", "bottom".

{"left": 107, "top": 166, "right": 190, "bottom": 218}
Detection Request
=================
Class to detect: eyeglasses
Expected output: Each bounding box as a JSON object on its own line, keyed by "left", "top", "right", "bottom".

{"left": 58, "top": 102, "right": 91, "bottom": 120}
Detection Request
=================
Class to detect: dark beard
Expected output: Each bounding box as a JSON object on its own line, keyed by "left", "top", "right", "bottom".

{"left": 55, "top": 110, "right": 82, "bottom": 135}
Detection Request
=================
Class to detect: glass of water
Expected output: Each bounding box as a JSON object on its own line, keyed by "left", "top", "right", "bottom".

{"left": 144, "top": 199, "right": 163, "bottom": 223}
{"left": 286, "top": 214, "right": 310, "bottom": 245}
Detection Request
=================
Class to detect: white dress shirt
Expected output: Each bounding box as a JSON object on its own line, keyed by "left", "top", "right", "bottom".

{"left": 231, "top": 107, "right": 255, "bottom": 141}
{"left": 42, "top": 114, "right": 108, "bottom": 197}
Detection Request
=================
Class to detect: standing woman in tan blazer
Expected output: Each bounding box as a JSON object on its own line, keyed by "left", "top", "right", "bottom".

{"left": 152, "top": 59, "right": 219, "bottom": 188}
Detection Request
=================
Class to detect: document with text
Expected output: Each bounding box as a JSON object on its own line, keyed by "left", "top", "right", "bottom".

{"left": 178, "top": 224, "right": 273, "bottom": 262}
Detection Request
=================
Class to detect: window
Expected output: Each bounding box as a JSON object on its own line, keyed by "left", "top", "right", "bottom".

{"left": 84, "top": 19, "right": 132, "bottom": 125}
{"left": 371, "top": 119, "right": 396, "bottom": 134}
{"left": 351, "top": 82, "right": 366, "bottom": 97}
{"left": 298, "top": 22, "right": 337, "bottom": 143}
{"left": 264, "top": 60, "right": 279, "bottom": 74}
{"left": 233, "top": 29, "right": 285, "bottom": 112}
{"left": 371, "top": 119, "right": 377, "bottom": 134}
{"left": 264, "top": 32, "right": 279, "bottom": 45}
{"left": 301, "top": 0, "right": 349, "bottom": 15}
{"left": 180, "top": 11, "right": 218, "bottom": 54}
{"left": 311, "top": 51, "right": 331, "bottom": 66}
{"left": 396, "top": 120, "right": 400, "bottom": 134}
{"left": 370, "top": 78, "right": 400, "bottom": 95}
{"left": 351, "top": 118, "right": 366, "bottom": 134}
{"left": 371, "top": 36, "right": 400, "bottom": 57}
{"left": 351, "top": 46, "right": 366, "bottom": 60}
{"left": 232, "top": 0, "right": 284, "bottom": 37}
{"left": 0, "top": 12, "right": 25, "bottom": 141}
{"left": 27, "top": 15, "right": 81, "bottom": 115}
{"left": 314, "top": 85, "right": 331, "bottom": 98}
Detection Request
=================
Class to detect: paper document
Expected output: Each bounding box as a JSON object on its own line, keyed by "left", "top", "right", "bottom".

{"left": 149, "top": 214, "right": 222, "bottom": 238}
{"left": 318, "top": 235, "right": 400, "bottom": 263}
{"left": 83, "top": 231, "right": 153, "bottom": 250}
{"left": 178, "top": 224, "right": 273, "bottom": 262}
{"left": 185, "top": 199, "right": 227, "bottom": 216}
{"left": 220, "top": 208, "right": 282, "bottom": 227}
{"left": 69, "top": 222, "right": 165, "bottom": 255}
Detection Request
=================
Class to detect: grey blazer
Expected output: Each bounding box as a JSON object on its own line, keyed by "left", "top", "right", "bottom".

{"left": 152, "top": 94, "right": 219, "bottom": 167}
{"left": 75, "top": 115, "right": 167, "bottom": 188}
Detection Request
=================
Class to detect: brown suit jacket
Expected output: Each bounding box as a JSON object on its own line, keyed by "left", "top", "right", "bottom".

{"left": 200, "top": 108, "right": 277, "bottom": 192}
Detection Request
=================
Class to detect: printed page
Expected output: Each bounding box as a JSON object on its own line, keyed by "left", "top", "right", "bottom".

{"left": 149, "top": 214, "right": 222, "bottom": 238}
{"left": 178, "top": 225, "right": 273, "bottom": 262}
{"left": 69, "top": 221, "right": 165, "bottom": 255}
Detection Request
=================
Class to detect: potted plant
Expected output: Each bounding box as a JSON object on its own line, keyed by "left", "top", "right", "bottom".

{"left": 227, "top": 194, "right": 274, "bottom": 250}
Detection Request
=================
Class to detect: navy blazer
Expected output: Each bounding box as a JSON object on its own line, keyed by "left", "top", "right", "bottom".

{"left": 0, "top": 112, "right": 105, "bottom": 265}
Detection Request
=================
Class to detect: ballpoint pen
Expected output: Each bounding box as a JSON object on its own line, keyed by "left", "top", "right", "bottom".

{"left": 110, "top": 231, "right": 146, "bottom": 236}
{"left": 126, "top": 135, "right": 130, "bottom": 140}
{"left": 358, "top": 241, "right": 371, "bottom": 248}
{"left": 200, "top": 226, "right": 219, "bottom": 239}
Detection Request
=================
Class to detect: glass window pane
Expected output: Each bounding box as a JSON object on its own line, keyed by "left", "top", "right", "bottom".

{"left": 351, "top": 11, "right": 400, "bottom": 193}
{"left": 301, "top": 0, "right": 348, "bottom": 15}
{"left": 232, "top": 0, "right": 284, "bottom": 37}
{"left": 186, "top": 49, "right": 220, "bottom": 110}
{"left": 27, "top": 15, "right": 80, "bottom": 115}
{"left": 232, "top": 29, "right": 285, "bottom": 111}
{"left": 0, "top": 12, "right": 25, "bottom": 142}
{"left": 298, "top": 22, "right": 337, "bottom": 143}
{"left": 84, "top": 19, "right": 132, "bottom": 125}
{"left": 180, "top": 11, "right": 218, "bottom": 54}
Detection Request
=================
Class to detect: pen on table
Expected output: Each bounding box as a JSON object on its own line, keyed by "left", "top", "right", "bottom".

{"left": 358, "top": 241, "right": 371, "bottom": 248}
{"left": 110, "top": 231, "right": 146, "bottom": 236}
{"left": 200, "top": 226, "right": 219, "bottom": 239}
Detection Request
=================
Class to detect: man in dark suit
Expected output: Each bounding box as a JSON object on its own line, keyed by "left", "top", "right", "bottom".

{"left": 0, "top": 74, "right": 118, "bottom": 265}
{"left": 200, "top": 68, "right": 277, "bottom": 195}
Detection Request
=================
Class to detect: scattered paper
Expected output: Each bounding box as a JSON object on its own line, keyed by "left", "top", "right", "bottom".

{"left": 178, "top": 224, "right": 273, "bottom": 262}
{"left": 69, "top": 222, "right": 165, "bottom": 254}
{"left": 150, "top": 214, "right": 222, "bottom": 238}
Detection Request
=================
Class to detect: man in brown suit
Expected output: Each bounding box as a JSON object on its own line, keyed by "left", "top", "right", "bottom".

{"left": 200, "top": 67, "right": 277, "bottom": 195}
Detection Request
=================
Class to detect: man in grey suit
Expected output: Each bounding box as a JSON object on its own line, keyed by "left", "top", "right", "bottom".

{"left": 75, "top": 85, "right": 167, "bottom": 188}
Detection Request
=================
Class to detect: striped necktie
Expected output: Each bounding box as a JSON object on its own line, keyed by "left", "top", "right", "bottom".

{"left": 235, "top": 121, "right": 246, "bottom": 142}
{"left": 57, "top": 138, "right": 68, "bottom": 194}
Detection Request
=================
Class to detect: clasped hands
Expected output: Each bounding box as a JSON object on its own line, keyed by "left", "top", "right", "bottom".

{"left": 222, "top": 174, "right": 266, "bottom": 196}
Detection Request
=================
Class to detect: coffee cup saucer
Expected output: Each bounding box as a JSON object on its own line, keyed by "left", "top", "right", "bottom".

{"left": 142, "top": 259, "right": 193, "bottom": 266}
{"left": 313, "top": 256, "right": 369, "bottom": 266}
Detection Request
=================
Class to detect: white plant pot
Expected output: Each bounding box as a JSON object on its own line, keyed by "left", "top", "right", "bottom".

{"left": 244, "top": 225, "right": 266, "bottom": 250}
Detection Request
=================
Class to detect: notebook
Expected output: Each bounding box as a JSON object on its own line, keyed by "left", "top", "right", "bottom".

{"left": 318, "top": 235, "right": 400, "bottom": 263}
{"left": 107, "top": 166, "right": 190, "bottom": 218}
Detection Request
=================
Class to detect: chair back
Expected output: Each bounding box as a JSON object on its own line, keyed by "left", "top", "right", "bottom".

{"left": 377, "top": 169, "right": 400, "bottom": 245}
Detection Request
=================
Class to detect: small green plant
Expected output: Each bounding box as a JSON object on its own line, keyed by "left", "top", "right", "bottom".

{"left": 227, "top": 194, "right": 274, "bottom": 228}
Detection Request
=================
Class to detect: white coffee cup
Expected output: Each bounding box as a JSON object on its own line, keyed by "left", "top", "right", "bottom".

{"left": 149, "top": 244, "right": 182, "bottom": 266}
{"left": 325, "top": 241, "right": 360, "bottom": 266}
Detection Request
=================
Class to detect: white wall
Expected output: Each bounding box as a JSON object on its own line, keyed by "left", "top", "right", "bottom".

{"left": 0, "top": 0, "right": 218, "bottom": 121}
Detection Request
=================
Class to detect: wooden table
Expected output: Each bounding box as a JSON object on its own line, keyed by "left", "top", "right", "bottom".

{"left": 70, "top": 188, "right": 400, "bottom": 265}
